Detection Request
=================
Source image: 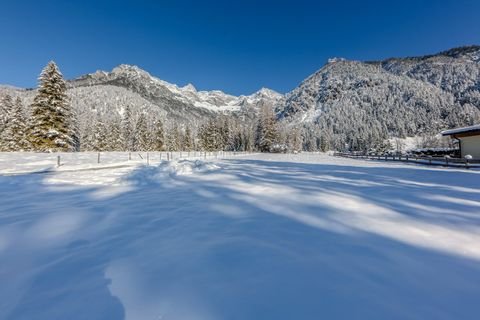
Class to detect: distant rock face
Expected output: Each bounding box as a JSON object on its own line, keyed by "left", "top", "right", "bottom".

{"left": 68, "top": 64, "right": 284, "bottom": 117}
{"left": 279, "top": 46, "right": 480, "bottom": 138}
{"left": 0, "top": 64, "right": 284, "bottom": 137}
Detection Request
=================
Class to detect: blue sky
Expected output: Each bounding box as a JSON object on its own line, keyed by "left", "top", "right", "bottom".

{"left": 1, "top": 0, "right": 479, "bottom": 95}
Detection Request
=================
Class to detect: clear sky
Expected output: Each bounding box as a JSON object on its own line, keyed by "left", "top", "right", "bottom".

{"left": 1, "top": 0, "right": 479, "bottom": 95}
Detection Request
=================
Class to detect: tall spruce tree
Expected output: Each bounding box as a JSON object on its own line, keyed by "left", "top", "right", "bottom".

{"left": 133, "top": 112, "right": 149, "bottom": 151}
{"left": 121, "top": 105, "right": 133, "bottom": 151}
{"left": 92, "top": 116, "right": 108, "bottom": 151}
{"left": 151, "top": 118, "right": 165, "bottom": 151}
{"left": 106, "top": 118, "right": 123, "bottom": 151}
{"left": 0, "top": 97, "right": 30, "bottom": 151}
{"left": 183, "top": 126, "right": 193, "bottom": 151}
{"left": 256, "top": 105, "right": 279, "bottom": 152}
{"left": 0, "top": 95, "right": 14, "bottom": 150}
{"left": 29, "top": 61, "right": 78, "bottom": 152}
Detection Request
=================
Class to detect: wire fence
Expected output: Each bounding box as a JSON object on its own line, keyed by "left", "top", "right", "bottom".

{"left": 53, "top": 150, "right": 254, "bottom": 168}
{"left": 333, "top": 152, "right": 480, "bottom": 169}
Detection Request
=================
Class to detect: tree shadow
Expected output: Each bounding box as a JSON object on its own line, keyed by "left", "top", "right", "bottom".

{"left": 1, "top": 158, "right": 480, "bottom": 320}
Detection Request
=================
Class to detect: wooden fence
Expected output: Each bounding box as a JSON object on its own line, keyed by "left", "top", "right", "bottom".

{"left": 333, "top": 152, "right": 480, "bottom": 169}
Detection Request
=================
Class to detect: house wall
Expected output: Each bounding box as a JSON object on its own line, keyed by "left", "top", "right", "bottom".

{"left": 460, "top": 135, "right": 480, "bottom": 158}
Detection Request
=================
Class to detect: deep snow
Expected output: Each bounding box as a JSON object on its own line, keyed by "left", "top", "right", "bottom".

{"left": 0, "top": 153, "right": 479, "bottom": 319}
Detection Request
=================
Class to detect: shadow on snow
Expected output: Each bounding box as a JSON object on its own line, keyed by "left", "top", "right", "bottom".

{"left": 1, "top": 158, "right": 479, "bottom": 320}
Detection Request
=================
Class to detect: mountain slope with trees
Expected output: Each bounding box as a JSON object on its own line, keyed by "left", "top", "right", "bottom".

{"left": 0, "top": 45, "right": 479, "bottom": 153}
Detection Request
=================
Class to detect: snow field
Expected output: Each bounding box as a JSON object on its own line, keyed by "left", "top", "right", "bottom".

{"left": 0, "top": 152, "right": 479, "bottom": 319}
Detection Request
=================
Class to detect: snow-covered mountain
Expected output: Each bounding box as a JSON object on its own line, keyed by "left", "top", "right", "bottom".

{"left": 1, "top": 45, "right": 479, "bottom": 151}
{"left": 278, "top": 45, "right": 480, "bottom": 144}
{"left": 0, "top": 64, "right": 284, "bottom": 132}
{"left": 69, "top": 64, "right": 284, "bottom": 116}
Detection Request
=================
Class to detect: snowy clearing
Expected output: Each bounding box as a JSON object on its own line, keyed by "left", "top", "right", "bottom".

{"left": 1, "top": 153, "right": 480, "bottom": 319}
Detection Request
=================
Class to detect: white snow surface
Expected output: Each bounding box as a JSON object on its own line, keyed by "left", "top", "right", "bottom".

{"left": 1, "top": 152, "right": 480, "bottom": 319}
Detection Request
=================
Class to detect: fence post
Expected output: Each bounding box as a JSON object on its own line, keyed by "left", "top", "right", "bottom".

{"left": 167, "top": 152, "right": 170, "bottom": 161}
{"left": 129, "top": 152, "right": 131, "bottom": 161}
{"left": 57, "top": 155, "right": 61, "bottom": 167}
{"left": 204, "top": 151, "right": 207, "bottom": 160}
{"left": 97, "top": 152, "right": 100, "bottom": 164}
{"left": 160, "top": 152, "right": 162, "bottom": 161}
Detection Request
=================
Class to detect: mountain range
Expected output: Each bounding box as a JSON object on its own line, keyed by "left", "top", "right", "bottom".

{"left": 1, "top": 45, "right": 479, "bottom": 145}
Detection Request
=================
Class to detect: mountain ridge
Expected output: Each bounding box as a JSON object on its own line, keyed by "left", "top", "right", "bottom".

{"left": 1, "top": 45, "right": 479, "bottom": 152}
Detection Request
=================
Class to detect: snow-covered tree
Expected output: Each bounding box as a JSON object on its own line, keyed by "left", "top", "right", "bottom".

{"left": 133, "top": 112, "right": 149, "bottom": 151}
{"left": 29, "top": 61, "right": 78, "bottom": 152}
{"left": 199, "top": 119, "right": 222, "bottom": 151}
{"left": 106, "top": 118, "right": 123, "bottom": 151}
{"left": 0, "top": 97, "right": 30, "bottom": 151}
{"left": 165, "top": 123, "right": 180, "bottom": 151}
{"left": 121, "top": 105, "right": 134, "bottom": 151}
{"left": 151, "top": 118, "right": 165, "bottom": 151}
{"left": 256, "top": 105, "right": 279, "bottom": 152}
{"left": 0, "top": 95, "right": 14, "bottom": 134}
{"left": 183, "top": 126, "right": 194, "bottom": 151}
{"left": 91, "top": 116, "right": 108, "bottom": 151}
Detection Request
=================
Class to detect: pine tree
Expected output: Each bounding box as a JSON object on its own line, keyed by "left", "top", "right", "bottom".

{"left": 0, "top": 95, "right": 14, "bottom": 150}
{"left": 199, "top": 119, "right": 221, "bottom": 151}
{"left": 121, "top": 106, "right": 133, "bottom": 151}
{"left": 183, "top": 126, "right": 193, "bottom": 151}
{"left": 133, "top": 112, "right": 149, "bottom": 151}
{"left": 106, "top": 119, "right": 123, "bottom": 151}
{"left": 165, "top": 123, "right": 180, "bottom": 151}
{"left": 256, "top": 105, "right": 279, "bottom": 152}
{"left": 29, "top": 61, "right": 77, "bottom": 152}
{"left": 0, "top": 95, "right": 13, "bottom": 130}
{"left": 0, "top": 97, "right": 30, "bottom": 151}
{"left": 288, "top": 126, "right": 302, "bottom": 152}
{"left": 92, "top": 117, "right": 108, "bottom": 151}
{"left": 151, "top": 118, "right": 165, "bottom": 151}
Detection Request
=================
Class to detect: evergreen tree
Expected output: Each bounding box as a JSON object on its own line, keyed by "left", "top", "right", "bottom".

{"left": 183, "top": 126, "right": 193, "bottom": 151}
{"left": 0, "top": 95, "right": 14, "bottom": 150}
{"left": 106, "top": 118, "right": 123, "bottom": 151}
{"left": 92, "top": 116, "right": 108, "bottom": 151}
{"left": 121, "top": 105, "right": 134, "bottom": 151}
{"left": 151, "top": 118, "right": 165, "bottom": 151}
{"left": 288, "top": 126, "right": 303, "bottom": 152}
{"left": 199, "top": 119, "right": 221, "bottom": 151}
{"left": 0, "top": 95, "right": 14, "bottom": 134}
{"left": 165, "top": 123, "right": 180, "bottom": 151}
{"left": 256, "top": 105, "right": 279, "bottom": 152}
{"left": 133, "top": 112, "right": 149, "bottom": 151}
{"left": 319, "top": 134, "right": 330, "bottom": 152}
{"left": 29, "top": 61, "right": 77, "bottom": 152}
{"left": 0, "top": 97, "right": 30, "bottom": 151}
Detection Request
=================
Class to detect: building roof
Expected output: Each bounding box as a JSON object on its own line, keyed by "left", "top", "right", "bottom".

{"left": 441, "top": 124, "right": 480, "bottom": 136}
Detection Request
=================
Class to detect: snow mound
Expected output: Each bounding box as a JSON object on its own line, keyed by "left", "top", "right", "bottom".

{"left": 159, "top": 159, "right": 220, "bottom": 176}
{"left": 123, "top": 160, "right": 220, "bottom": 185}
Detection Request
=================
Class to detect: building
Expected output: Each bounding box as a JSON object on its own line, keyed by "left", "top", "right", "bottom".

{"left": 442, "top": 124, "right": 480, "bottom": 159}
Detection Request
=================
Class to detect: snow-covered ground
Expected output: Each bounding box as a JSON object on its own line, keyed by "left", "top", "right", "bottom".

{"left": 1, "top": 153, "right": 479, "bottom": 319}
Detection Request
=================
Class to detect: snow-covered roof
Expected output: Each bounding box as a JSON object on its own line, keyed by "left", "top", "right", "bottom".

{"left": 441, "top": 124, "right": 480, "bottom": 136}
